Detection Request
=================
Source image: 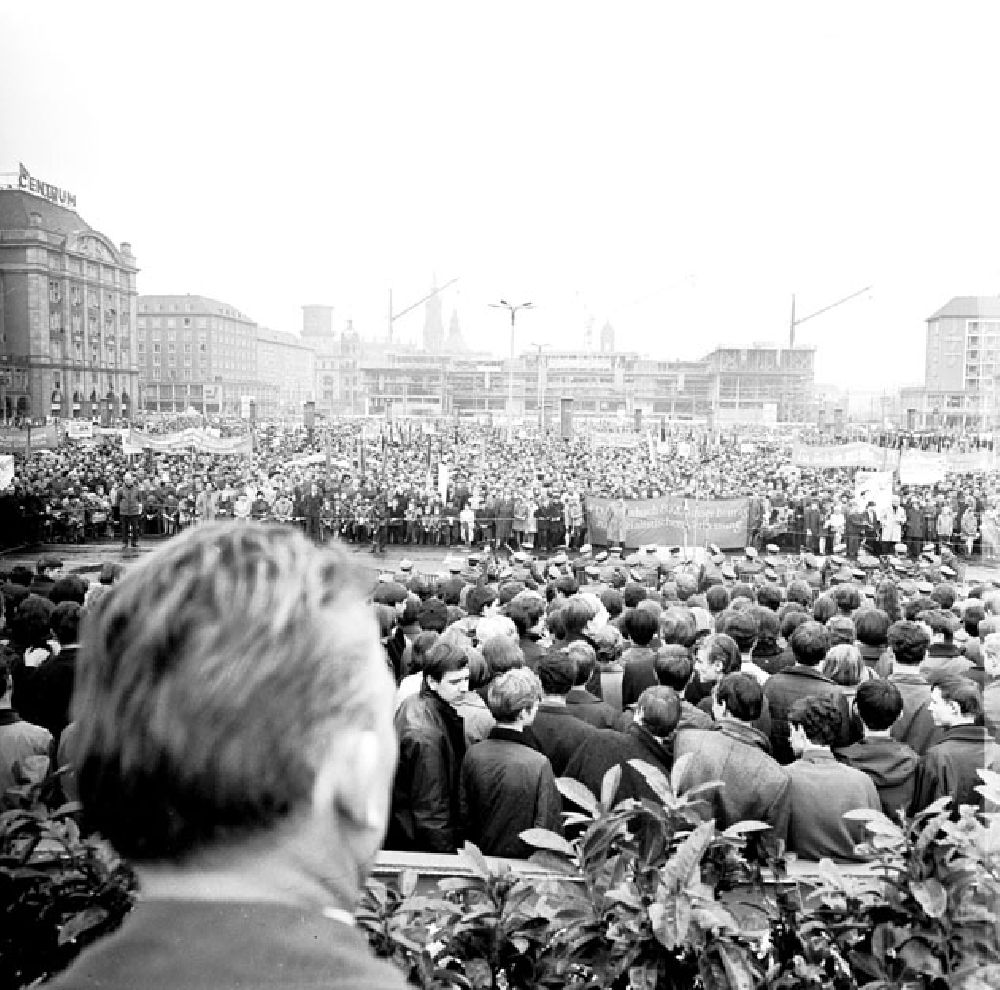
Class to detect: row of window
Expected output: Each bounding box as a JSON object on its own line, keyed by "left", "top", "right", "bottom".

{"left": 138, "top": 301, "right": 247, "bottom": 319}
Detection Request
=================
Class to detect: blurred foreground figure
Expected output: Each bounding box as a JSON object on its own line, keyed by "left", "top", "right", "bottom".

{"left": 49, "top": 523, "right": 407, "bottom": 990}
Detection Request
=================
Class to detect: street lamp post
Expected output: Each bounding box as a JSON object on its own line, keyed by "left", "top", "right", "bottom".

{"left": 490, "top": 300, "right": 533, "bottom": 439}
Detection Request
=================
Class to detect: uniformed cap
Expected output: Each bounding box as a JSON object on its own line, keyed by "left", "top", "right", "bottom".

{"left": 585, "top": 565, "right": 600, "bottom": 578}
{"left": 711, "top": 553, "right": 725, "bottom": 565}
{"left": 721, "top": 565, "right": 737, "bottom": 580}
{"left": 641, "top": 544, "right": 657, "bottom": 554}
{"left": 861, "top": 585, "right": 877, "bottom": 597}
{"left": 512, "top": 551, "right": 529, "bottom": 563}
{"left": 547, "top": 565, "right": 561, "bottom": 580}
{"left": 745, "top": 547, "right": 758, "bottom": 559}
{"left": 891, "top": 559, "right": 908, "bottom": 572}
{"left": 764, "top": 566, "right": 778, "bottom": 579}
{"left": 399, "top": 559, "right": 413, "bottom": 571}
{"left": 894, "top": 544, "right": 908, "bottom": 556}
{"left": 709, "top": 543, "right": 721, "bottom": 555}
{"left": 852, "top": 568, "right": 866, "bottom": 580}
{"left": 834, "top": 543, "right": 847, "bottom": 554}
{"left": 922, "top": 543, "right": 936, "bottom": 553}
{"left": 766, "top": 544, "right": 780, "bottom": 554}
{"left": 595, "top": 550, "right": 609, "bottom": 563}
{"left": 448, "top": 561, "right": 463, "bottom": 573}
{"left": 941, "top": 564, "right": 957, "bottom": 578}
{"left": 579, "top": 543, "right": 593, "bottom": 556}
{"left": 669, "top": 546, "right": 682, "bottom": 555}
{"left": 610, "top": 546, "right": 623, "bottom": 556}
{"left": 552, "top": 551, "right": 568, "bottom": 565}
{"left": 803, "top": 554, "right": 818, "bottom": 569}
{"left": 917, "top": 580, "right": 934, "bottom": 593}
{"left": 630, "top": 568, "right": 644, "bottom": 581}
{"left": 377, "top": 572, "right": 395, "bottom": 583}
{"left": 468, "top": 553, "right": 481, "bottom": 564}
{"left": 829, "top": 555, "right": 844, "bottom": 566}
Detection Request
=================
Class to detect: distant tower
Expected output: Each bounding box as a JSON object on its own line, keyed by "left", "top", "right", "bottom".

{"left": 422, "top": 280, "right": 445, "bottom": 353}
{"left": 302, "top": 304, "right": 334, "bottom": 338}
{"left": 341, "top": 320, "right": 360, "bottom": 358}
{"left": 600, "top": 321, "right": 615, "bottom": 353}
{"left": 445, "top": 310, "right": 464, "bottom": 352}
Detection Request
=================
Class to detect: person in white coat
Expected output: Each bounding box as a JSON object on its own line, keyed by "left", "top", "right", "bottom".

{"left": 878, "top": 497, "right": 906, "bottom": 555}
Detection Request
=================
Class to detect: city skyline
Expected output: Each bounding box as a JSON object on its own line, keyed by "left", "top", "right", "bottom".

{"left": 3, "top": 3, "right": 1000, "bottom": 390}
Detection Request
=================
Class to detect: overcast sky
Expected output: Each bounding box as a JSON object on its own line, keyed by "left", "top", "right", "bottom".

{"left": 2, "top": 2, "right": 999, "bottom": 390}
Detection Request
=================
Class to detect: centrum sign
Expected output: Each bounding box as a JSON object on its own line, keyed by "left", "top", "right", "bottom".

{"left": 18, "top": 162, "right": 77, "bottom": 208}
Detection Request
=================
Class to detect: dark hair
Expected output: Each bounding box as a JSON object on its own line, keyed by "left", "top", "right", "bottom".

{"left": 481, "top": 636, "right": 524, "bottom": 678}
{"left": 50, "top": 601, "right": 82, "bottom": 645}
{"left": 417, "top": 597, "right": 449, "bottom": 633}
{"left": 887, "top": 620, "right": 931, "bottom": 665}
{"left": 831, "top": 584, "right": 860, "bottom": 614}
{"left": 918, "top": 609, "right": 958, "bottom": 641}
{"left": 705, "top": 585, "right": 730, "bottom": 614}
{"left": 408, "top": 631, "right": 440, "bottom": 674}
{"left": 466, "top": 585, "right": 498, "bottom": 617}
{"left": 731, "top": 582, "right": 755, "bottom": 603}
{"left": 788, "top": 695, "right": 842, "bottom": 747}
{"left": 49, "top": 574, "right": 88, "bottom": 606}
{"left": 757, "top": 584, "right": 783, "bottom": 611}
{"left": 622, "top": 583, "right": 647, "bottom": 608}
{"left": 723, "top": 611, "right": 758, "bottom": 653}
{"left": 654, "top": 645, "right": 694, "bottom": 690}
{"left": 964, "top": 602, "right": 987, "bottom": 639}
{"left": 903, "top": 596, "right": 936, "bottom": 622}
{"left": 938, "top": 680, "right": 983, "bottom": 719}
{"left": 716, "top": 672, "right": 763, "bottom": 722}
{"left": 0, "top": 655, "right": 10, "bottom": 697}
{"left": 565, "top": 641, "right": 597, "bottom": 686}
{"left": 635, "top": 685, "right": 681, "bottom": 737}
{"left": 874, "top": 580, "right": 900, "bottom": 622}
{"left": 554, "top": 575, "right": 579, "bottom": 598}
{"left": 812, "top": 594, "right": 838, "bottom": 623}
{"left": 826, "top": 615, "right": 856, "bottom": 646}
{"left": 660, "top": 611, "right": 696, "bottom": 648}
{"left": 854, "top": 679, "right": 903, "bottom": 732}
{"left": 563, "top": 596, "right": 596, "bottom": 636}
{"left": 779, "top": 609, "right": 810, "bottom": 640}
{"left": 423, "top": 640, "right": 471, "bottom": 682}
{"left": 11, "top": 594, "right": 54, "bottom": 650}
{"left": 854, "top": 608, "right": 890, "bottom": 648}
{"left": 626, "top": 607, "right": 659, "bottom": 647}
{"left": 704, "top": 632, "right": 742, "bottom": 675}
{"left": 750, "top": 606, "right": 779, "bottom": 650}
{"left": 787, "top": 580, "right": 814, "bottom": 608}
{"left": 546, "top": 606, "right": 567, "bottom": 641}
{"left": 536, "top": 650, "right": 576, "bottom": 696}
{"left": 930, "top": 583, "right": 957, "bottom": 610}
{"left": 599, "top": 588, "right": 624, "bottom": 618}
{"left": 788, "top": 621, "right": 830, "bottom": 667}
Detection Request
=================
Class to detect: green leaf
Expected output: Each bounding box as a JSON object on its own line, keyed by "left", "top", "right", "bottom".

{"left": 601, "top": 765, "right": 622, "bottom": 811}
{"left": 660, "top": 820, "right": 716, "bottom": 892}
{"left": 57, "top": 906, "right": 108, "bottom": 945}
{"left": 627, "top": 759, "right": 675, "bottom": 804}
{"left": 555, "top": 776, "right": 600, "bottom": 815}
{"left": 910, "top": 878, "right": 948, "bottom": 918}
{"left": 898, "top": 937, "right": 944, "bottom": 977}
{"left": 519, "top": 828, "right": 577, "bottom": 858}
{"left": 649, "top": 890, "right": 693, "bottom": 949}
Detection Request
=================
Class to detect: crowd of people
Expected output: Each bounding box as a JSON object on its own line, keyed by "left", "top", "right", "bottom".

{"left": 2, "top": 417, "right": 1000, "bottom": 560}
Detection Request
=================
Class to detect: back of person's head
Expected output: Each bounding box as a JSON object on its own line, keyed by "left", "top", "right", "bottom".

{"left": 487, "top": 667, "right": 543, "bottom": 723}
{"left": 703, "top": 632, "right": 742, "bottom": 675}
{"left": 626, "top": 607, "right": 659, "bottom": 647}
{"left": 417, "top": 597, "right": 449, "bottom": 633}
{"left": 831, "top": 584, "right": 860, "bottom": 614}
{"left": 938, "top": 680, "right": 984, "bottom": 721}
{"left": 654, "top": 644, "right": 694, "bottom": 690}
{"left": 888, "top": 620, "right": 931, "bottom": 666}
{"left": 757, "top": 584, "right": 783, "bottom": 612}
{"left": 779, "top": 609, "right": 810, "bottom": 642}
{"left": 722, "top": 610, "right": 758, "bottom": 654}
{"left": 821, "top": 643, "right": 866, "bottom": 686}
{"left": 854, "top": 608, "right": 890, "bottom": 648}
{"left": 674, "top": 573, "right": 698, "bottom": 602}
{"left": 401, "top": 594, "right": 421, "bottom": 626}
{"left": 731, "top": 582, "right": 755, "bottom": 603}
{"left": 930, "top": 583, "right": 958, "bottom": 611}
{"left": 904, "top": 596, "right": 936, "bottom": 622}
{"left": 635, "top": 685, "right": 681, "bottom": 738}
{"left": 12, "top": 594, "right": 54, "bottom": 649}
{"left": 705, "top": 584, "right": 730, "bottom": 615}
{"left": 749, "top": 606, "right": 779, "bottom": 650}
{"left": 546, "top": 605, "right": 567, "bottom": 641}
{"left": 963, "top": 602, "right": 987, "bottom": 638}
{"left": 854, "top": 679, "right": 903, "bottom": 732}
{"left": 536, "top": 650, "right": 576, "bottom": 696}
{"left": 919, "top": 609, "right": 958, "bottom": 642}
{"left": 874, "top": 580, "right": 901, "bottom": 622}
{"left": 475, "top": 614, "right": 517, "bottom": 645}
{"left": 423, "top": 639, "right": 471, "bottom": 683}
{"left": 789, "top": 620, "right": 830, "bottom": 667}
{"left": 788, "top": 695, "right": 842, "bottom": 747}
{"left": 592, "top": 625, "right": 624, "bottom": 664}
{"left": 715, "top": 672, "right": 763, "bottom": 722}
{"left": 564, "top": 640, "right": 597, "bottom": 687}
{"left": 374, "top": 603, "right": 397, "bottom": 638}
{"left": 49, "top": 574, "right": 88, "bottom": 606}
{"left": 786, "top": 580, "right": 813, "bottom": 608}
{"left": 466, "top": 585, "right": 498, "bottom": 617}
{"left": 554, "top": 574, "right": 579, "bottom": 598}
{"left": 72, "top": 522, "right": 394, "bottom": 863}
{"left": 623, "top": 582, "right": 647, "bottom": 608}
{"left": 599, "top": 588, "right": 624, "bottom": 619}
{"left": 481, "top": 635, "right": 524, "bottom": 678}
{"left": 50, "top": 601, "right": 82, "bottom": 646}
{"left": 812, "top": 594, "right": 838, "bottom": 623}
{"left": 660, "top": 610, "right": 696, "bottom": 648}
{"left": 826, "top": 614, "right": 856, "bottom": 646}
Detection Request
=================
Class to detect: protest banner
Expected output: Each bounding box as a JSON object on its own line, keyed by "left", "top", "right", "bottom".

{"left": 0, "top": 424, "right": 59, "bottom": 453}
{"left": 127, "top": 428, "right": 252, "bottom": 456}
{"left": 0, "top": 454, "right": 13, "bottom": 489}
{"left": 791, "top": 442, "right": 900, "bottom": 471}
{"left": 586, "top": 495, "right": 748, "bottom": 549}
{"left": 65, "top": 421, "right": 94, "bottom": 441}
{"left": 898, "top": 450, "right": 947, "bottom": 486}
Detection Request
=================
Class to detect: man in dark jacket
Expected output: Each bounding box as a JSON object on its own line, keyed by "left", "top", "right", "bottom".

{"left": 835, "top": 679, "right": 919, "bottom": 819}
{"left": 117, "top": 472, "right": 142, "bottom": 550}
{"left": 763, "top": 621, "right": 850, "bottom": 764}
{"left": 911, "top": 681, "right": 1000, "bottom": 814}
{"left": 886, "top": 620, "right": 941, "bottom": 756}
{"left": 563, "top": 686, "right": 681, "bottom": 803}
{"left": 389, "top": 641, "right": 470, "bottom": 853}
{"left": 19, "top": 601, "right": 81, "bottom": 746}
{"left": 460, "top": 668, "right": 563, "bottom": 858}
{"left": 526, "top": 651, "right": 601, "bottom": 775}
{"left": 565, "top": 643, "right": 623, "bottom": 730}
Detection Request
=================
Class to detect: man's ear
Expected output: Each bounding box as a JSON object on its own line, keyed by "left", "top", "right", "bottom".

{"left": 312, "top": 729, "right": 386, "bottom": 831}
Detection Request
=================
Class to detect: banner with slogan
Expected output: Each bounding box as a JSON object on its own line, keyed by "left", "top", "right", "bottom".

{"left": 791, "top": 442, "right": 900, "bottom": 471}
{"left": 897, "top": 448, "right": 998, "bottom": 484}
{"left": 585, "top": 495, "right": 749, "bottom": 550}
{"left": 65, "top": 421, "right": 94, "bottom": 441}
{"left": 939, "top": 449, "right": 998, "bottom": 474}
{"left": 0, "top": 424, "right": 60, "bottom": 453}
{"left": 128, "top": 428, "right": 252, "bottom": 456}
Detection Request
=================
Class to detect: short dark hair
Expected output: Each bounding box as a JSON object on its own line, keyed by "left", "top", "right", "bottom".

{"left": 705, "top": 585, "right": 730, "bottom": 614}
{"left": 854, "top": 608, "right": 890, "bottom": 648}
{"left": 887, "top": 620, "right": 931, "bottom": 665}
{"left": 788, "top": 695, "right": 842, "bottom": 747}
{"left": 423, "top": 640, "right": 471, "bottom": 682}
{"left": 812, "top": 594, "right": 838, "bottom": 623}
{"left": 466, "top": 585, "right": 498, "bottom": 617}
{"left": 565, "top": 641, "right": 597, "bottom": 686}
{"left": 938, "top": 680, "right": 983, "bottom": 719}
{"left": 779, "top": 610, "right": 810, "bottom": 640}
{"left": 826, "top": 615, "right": 856, "bottom": 646}
{"left": 536, "top": 650, "right": 576, "bottom": 696}
{"left": 750, "top": 606, "right": 780, "bottom": 649}
{"left": 417, "top": 597, "right": 449, "bottom": 632}
{"left": 930, "top": 583, "right": 957, "bottom": 610}
{"left": 723, "top": 611, "right": 758, "bottom": 653}
{"left": 626, "top": 607, "right": 659, "bottom": 647}
{"left": 854, "top": 679, "right": 903, "bottom": 732}
{"left": 831, "top": 584, "right": 860, "bottom": 614}
{"left": 654, "top": 645, "right": 694, "bottom": 690}
{"left": 562, "top": 596, "right": 596, "bottom": 636}
{"left": 716, "top": 672, "right": 763, "bottom": 722}
{"left": 918, "top": 609, "right": 958, "bottom": 641}
{"left": 635, "top": 686, "right": 681, "bottom": 737}
{"left": 622, "top": 583, "right": 647, "bottom": 608}
{"left": 599, "top": 588, "right": 624, "bottom": 618}
{"left": 554, "top": 574, "right": 579, "bottom": 598}
{"left": 964, "top": 602, "right": 987, "bottom": 638}
{"left": 788, "top": 621, "right": 830, "bottom": 667}
{"left": 50, "top": 601, "right": 82, "bottom": 645}
{"left": 787, "top": 580, "right": 814, "bottom": 608}
{"left": 704, "top": 632, "right": 742, "bottom": 675}
{"left": 49, "top": 574, "right": 88, "bottom": 606}
{"left": 757, "top": 584, "right": 783, "bottom": 611}
{"left": 481, "top": 636, "right": 524, "bottom": 678}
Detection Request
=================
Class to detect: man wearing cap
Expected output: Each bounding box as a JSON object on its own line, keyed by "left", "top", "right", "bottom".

{"left": 29, "top": 556, "right": 63, "bottom": 597}
{"left": 736, "top": 547, "right": 763, "bottom": 582}
{"left": 117, "top": 471, "right": 143, "bottom": 551}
